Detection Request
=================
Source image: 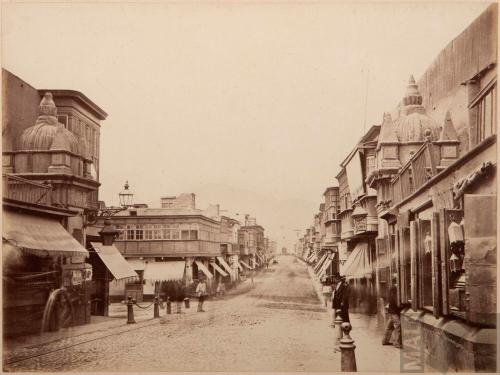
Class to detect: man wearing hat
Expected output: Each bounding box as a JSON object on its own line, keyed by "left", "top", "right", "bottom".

{"left": 331, "top": 273, "right": 350, "bottom": 323}
{"left": 382, "top": 275, "right": 402, "bottom": 348}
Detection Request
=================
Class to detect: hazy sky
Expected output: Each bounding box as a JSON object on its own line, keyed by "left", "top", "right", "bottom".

{"left": 2, "top": 1, "right": 490, "bottom": 248}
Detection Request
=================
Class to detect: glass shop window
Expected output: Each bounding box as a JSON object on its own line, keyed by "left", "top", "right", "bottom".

{"left": 126, "top": 224, "right": 135, "bottom": 240}
{"left": 116, "top": 225, "right": 125, "bottom": 240}
{"left": 162, "top": 228, "right": 171, "bottom": 239}
{"left": 473, "top": 83, "right": 496, "bottom": 144}
{"left": 57, "top": 115, "right": 69, "bottom": 128}
{"left": 153, "top": 224, "right": 162, "bottom": 240}
{"left": 418, "top": 220, "right": 433, "bottom": 309}
{"left": 171, "top": 229, "right": 180, "bottom": 239}
{"left": 135, "top": 224, "right": 144, "bottom": 240}
{"left": 190, "top": 230, "right": 198, "bottom": 240}
{"left": 145, "top": 224, "right": 153, "bottom": 240}
{"left": 181, "top": 230, "right": 190, "bottom": 240}
{"left": 446, "top": 213, "right": 466, "bottom": 317}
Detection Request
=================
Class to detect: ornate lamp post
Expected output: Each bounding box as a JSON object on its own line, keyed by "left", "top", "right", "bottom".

{"left": 119, "top": 181, "right": 134, "bottom": 208}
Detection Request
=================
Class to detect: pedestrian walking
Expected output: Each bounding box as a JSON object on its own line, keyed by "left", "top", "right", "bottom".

{"left": 332, "top": 274, "right": 350, "bottom": 323}
{"left": 251, "top": 270, "right": 254, "bottom": 284}
{"left": 216, "top": 280, "right": 226, "bottom": 298}
{"left": 196, "top": 278, "right": 207, "bottom": 312}
{"left": 321, "top": 280, "right": 333, "bottom": 308}
{"left": 382, "top": 275, "right": 402, "bottom": 348}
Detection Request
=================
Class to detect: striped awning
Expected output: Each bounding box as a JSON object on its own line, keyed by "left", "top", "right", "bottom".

{"left": 341, "top": 242, "right": 372, "bottom": 279}
{"left": 239, "top": 260, "right": 254, "bottom": 270}
{"left": 216, "top": 256, "right": 233, "bottom": 275}
{"left": 210, "top": 262, "right": 228, "bottom": 277}
{"left": 195, "top": 260, "right": 214, "bottom": 279}
{"left": 314, "top": 253, "right": 329, "bottom": 272}
{"left": 90, "top": 242, "right": 138, "bottom": 281}
{"left": 3, "top": 211, "right": 89, "bottom": 257}
{"left": 143, "top": 261, "right": 185, "bottom": 282}
{"left": 318, "top": 256, "right": 334, "bottom": 278}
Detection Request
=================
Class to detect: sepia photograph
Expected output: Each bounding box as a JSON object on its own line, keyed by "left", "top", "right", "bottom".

{"left": 1, "top": 1, "right": 498, "bottom": 373}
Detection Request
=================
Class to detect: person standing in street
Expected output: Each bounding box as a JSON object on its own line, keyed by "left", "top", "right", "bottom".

{"left": 382, "top": 275, "right": 402, "bottom": 348}
{"left": 332, "top": 274, "right": 350, "bottom": 323}
{"left": 196, "top": 278, "right": 207, "bottom": 312}
{"left": 216, "top": 280, "right": 226, "bottom": 298}
{"left": 321, "top": 280, "right": 333, "bottom": 308}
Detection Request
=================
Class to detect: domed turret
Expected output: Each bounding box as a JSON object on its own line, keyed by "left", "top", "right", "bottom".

{"left": 393, "top": 76, "right": 441, "bottom": 143}
{"left": 19, "top": 92, "right": 80, "bottom": 154}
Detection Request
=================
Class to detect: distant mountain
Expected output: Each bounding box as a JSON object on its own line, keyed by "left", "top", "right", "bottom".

{"left": 192, "top": 182, "right": 317, "bottom": 251}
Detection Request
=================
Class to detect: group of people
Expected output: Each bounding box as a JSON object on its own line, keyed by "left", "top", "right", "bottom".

{"left": 320, "top": 273, "right": 402, "bottom": 348}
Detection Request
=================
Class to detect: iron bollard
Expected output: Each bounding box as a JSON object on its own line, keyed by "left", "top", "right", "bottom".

{"left": 340, "top": 322, "right": 357, "bottom": 372}
{"left": 127, "top": 296, "right": 136, "bottom": 324}
{"left": 154, "top": 296, "right": 160, "bottom": 318}
{"left": 334, "top": 309, "right": 343, "bottom": 343}
{"left": 166, "top": 297, "right": 172, "bottom": 314}
{"left": 184, "top": 297, "right": 190, "bottom": 308}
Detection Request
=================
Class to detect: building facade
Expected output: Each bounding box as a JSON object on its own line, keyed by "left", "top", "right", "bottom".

{"left": 2, "top": 69, "right": 108, "bottom": 335}
{"left": 301, "top": 5, "right": 497, "bottom": 371}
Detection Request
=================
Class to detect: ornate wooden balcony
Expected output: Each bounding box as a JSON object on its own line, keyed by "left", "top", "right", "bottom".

{"left": 3, "top": 173, "right": 53, "bottom": 207}
{"left": 390, "top": 141, "right": 438, "bottom": 205}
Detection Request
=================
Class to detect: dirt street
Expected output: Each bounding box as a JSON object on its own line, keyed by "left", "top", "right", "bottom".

{"left": 4, "top": 256, "right": 379, "bottom": 372}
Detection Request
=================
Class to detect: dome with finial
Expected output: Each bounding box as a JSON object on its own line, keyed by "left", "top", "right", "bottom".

{"left": 19, "top": 92, "right": 81, "bottom": 154}
{"left": 393, "top": 75, "right": 441, "bottom": 143}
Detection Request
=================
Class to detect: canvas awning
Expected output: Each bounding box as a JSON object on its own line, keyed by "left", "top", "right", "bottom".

{"left": 3, "top": 211, "right": 89, "bottom": 257}
{"left": 143, "top": 261, "right": 185, "bottom": 282}
{"left": 256, "top": 252, "right": 265, "bottom": 263}
{"left": 308, "top": 252, "right": 318, "bottom": 263}
{"left": 195, "top": 260, "right": 214, "bottom": 279}
{"left": 239, "top": 260, "right": 254, "bottom": 270}
{"left": 314, "top": 253, "right": 329, "bottom": 272}
{"left": 216, "top": 256, "right": 233, "bottom": 275}
{"left": 210, "top": 262, "right": 228, "bottom": 277}
{"left": 318, "top": 256, "right": 334, "bottom": 278}
{"left": 340, "top": 242, "right": 372, "bottom": 279}
{"left": 90, "top": 242, "right": 138, "bottom": 281}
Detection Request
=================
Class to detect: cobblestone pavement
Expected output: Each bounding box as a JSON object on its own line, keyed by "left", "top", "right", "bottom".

{"left": 4, "top": 256, "right": 400, "bottom": 372}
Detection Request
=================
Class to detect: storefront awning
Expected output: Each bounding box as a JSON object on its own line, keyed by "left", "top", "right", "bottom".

{"left": 314, "top": 253, "right": 328, "bottom": 272}
{"left": 143, "top": 261, "right": 185, "bottom": 282}
{"left": 210, "top": 262, "right": 228, "bottom": 277}
{"left": 239, "top": 260, "right": 254, "bottom": 270}
{"left": 90, "top": 242, "right": 138, "bottom": 281}
{"left": 216, "top": 256, "right": 233, "bottom": 274}
{"left": 195, "top": 260, "right": 214, "bottom": 279}
{"left": 305, "top": 252, "right": 315, "bottom": 263}
{"left": 318, "top": 256, "right": 334, "bottom": 278}
{"left": 341, "top": 242, "right": 372, "bottom": 279}
{"left": 3, "top": 211, "right": 89, "bottom": 257}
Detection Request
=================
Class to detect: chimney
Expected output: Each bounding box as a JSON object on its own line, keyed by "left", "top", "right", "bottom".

{"left": 99, "top": 219, "right": 120, "bottom": 246}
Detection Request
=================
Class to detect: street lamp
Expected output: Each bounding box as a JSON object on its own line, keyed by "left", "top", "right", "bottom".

{"left": 119, "top": 181, "right": 134, "bottom": 208}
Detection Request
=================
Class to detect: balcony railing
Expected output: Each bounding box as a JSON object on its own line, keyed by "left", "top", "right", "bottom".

{"left": 3, "top": 173, "right": 99, "bottom": 210}
{"left": 3, "top": 174, "right": 53, "bottom": 207}
{"left": 391, "top": 141, "right": 437, "bottom": 205}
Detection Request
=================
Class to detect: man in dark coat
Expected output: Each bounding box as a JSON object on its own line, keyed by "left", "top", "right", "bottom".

{"left": 382, "top": 276, "right": 402, "bottom": 348}
{"left": 332, "top": 274, "right": 350, "bottom": 323}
